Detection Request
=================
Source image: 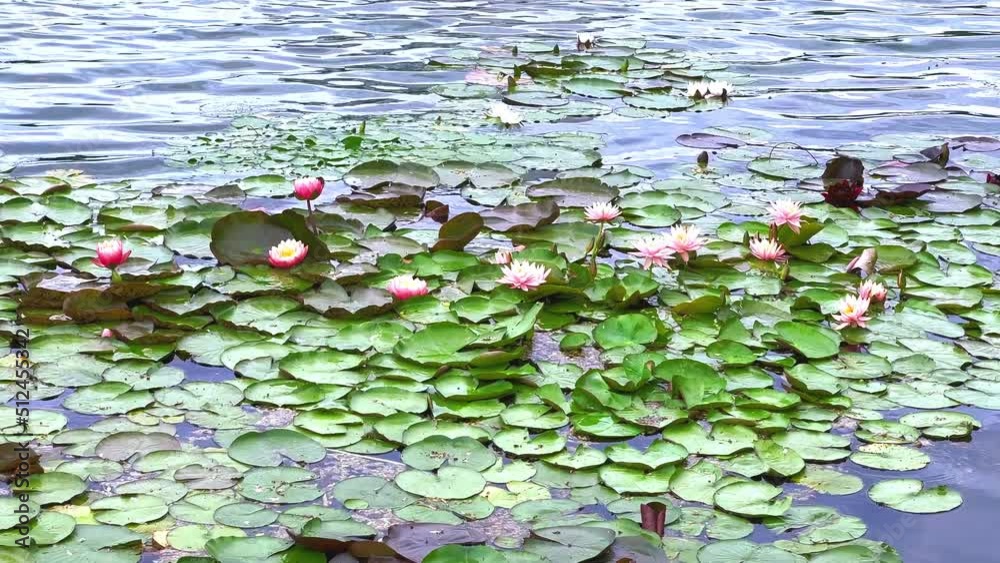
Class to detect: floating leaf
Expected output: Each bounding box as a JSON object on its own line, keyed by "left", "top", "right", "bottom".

{"left": 868, "top": 479, "right": 962, "bottom": 513}
{"left": 210, "top": 210, "right": 329, "bottom": 266}
{"left": 228, "top": 429, "right": 326, "bottom": 467}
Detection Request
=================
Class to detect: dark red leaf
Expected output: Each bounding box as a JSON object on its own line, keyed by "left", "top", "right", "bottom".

{"left": 639, "top": 502, "right": 667, "bottom": 537}
{"left": 822, "top": 155, "right": 865, "bottom": 188}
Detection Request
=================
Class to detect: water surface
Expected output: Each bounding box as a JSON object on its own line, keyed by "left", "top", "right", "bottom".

{"left": 3, "top": 1, "right": 1000, "bottom": 561}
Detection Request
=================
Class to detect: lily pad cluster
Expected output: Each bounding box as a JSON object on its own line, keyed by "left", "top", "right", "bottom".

{"left": 2, "top": 36, "right": 999, "bottom": 563}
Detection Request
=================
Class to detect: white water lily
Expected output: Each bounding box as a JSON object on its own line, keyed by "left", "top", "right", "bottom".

{"left": 487, "top": 102, "right": 523, "bottom": 126}
{"left": 687, "top": 80, "right": 732, "bottom": 99}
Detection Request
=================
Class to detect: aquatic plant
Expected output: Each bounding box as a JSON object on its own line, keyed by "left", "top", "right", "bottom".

{"left": 498, "top": 260, "right": 550, "bottom": 291}
{"left": 833, "top": 295, "right": 872, "bottom": 330}
{"left": 748, "top": 236, "right": 787, "bottom": 262}
{"left": 768, "top": 200, "right": 804, "bottom": 234}
{"left": 386, "top": 274, "right": 429, "bottom": 300}
{"left": 267, "top": 239, "right": 309, "bottom": 268}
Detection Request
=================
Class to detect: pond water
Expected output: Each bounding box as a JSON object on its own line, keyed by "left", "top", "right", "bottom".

{"left": 2, "top": 1, "right": 1000, "bottom": 562}
{"left": 4, "top": 0, "right": 1000, "bottom": 178}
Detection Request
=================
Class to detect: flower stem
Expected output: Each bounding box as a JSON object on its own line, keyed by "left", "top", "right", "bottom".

{"left": 589, "top": 224, "right": 605, "bottom": 276}
{"left": 306, "top": 200, "right": 317, "bottom": 234}
{"left": 111, "top": 269, "right": 122, "bottom": 284}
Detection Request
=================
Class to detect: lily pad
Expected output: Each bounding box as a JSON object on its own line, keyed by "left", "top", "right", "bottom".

{"left": 868, "top": 479, "right": 963, "bottom": 513}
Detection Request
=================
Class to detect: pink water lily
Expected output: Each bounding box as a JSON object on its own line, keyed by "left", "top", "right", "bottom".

{"left": 857, "top": 279, "right": 888, "bottom": 302}
{"left": 492, "top": 245, "right": 525, "bottom": 265}
{"left": 493, "top": 249, "right": 514, "bottom": 265}
{"left": 499, "top": 260, "right": 550, "bottom": 291}
{"left": 749, "top": 236, "right": 787, "bottom": 262}
{"left": 93, "top": 238, "right": 131, "bottom": 270}
{"left": 584, "top": 202, "right": 621, "bottom": 223}
{"left": 632, "top": 235, "right": 675, "bottom": 270}
{"left": 833, "top": 295, "right": 872, "bottom": 329}
{"left": 386, "top": 275, "right": 429, "bottom": 300}
{"left": 768, "top": 200, "right": 804, "bottom": 234}
{"left": 293, "top": 177, "right": 325, "bottom": 201}
{"left": 986, "top": 172, "right": 999, "bottom": 186}
{"left": 664, "top": 225, "right": 704, "bottom": 263}
{"left": 267, "top": 239, "right": 308, "bottom": 269}
{"left": 100, "top": 328, "right": 114, "bottom": 338}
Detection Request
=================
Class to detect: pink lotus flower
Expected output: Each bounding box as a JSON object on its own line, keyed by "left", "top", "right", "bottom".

{"left": 632, "top": 235, "right": 675, "bottom": 270}
{"left": 768, "top": 200, "right": 804, "bottom": 234}
{"left": 491, "top": 246, "right": 524, "bottom": 265}
{"left": 833, "top": 295, "right": 872, "bottom": 330}
{"left": 101, "top": 328, "right": 114, "bottom": 338}
{"left": 93, "top": 238, "right": 131, "bottom": 270}
{"left": 584, "top": 202, "right": 621, "bottom": 223}
{"left": 499, "top": 260, "right": 550, "bottom": 291}
{"left": 857, "top": 279, "right": 888, "bottom": 302}
{"left": 664, "top": 225, "right": 704, "bottom": 263}
{"left": 267, "top": 239, "right": 308, "bottom": 269}
{"left": 386, "top": 275, "right": 429, "bottom": 300}
{"left": 293, "top": 177, "right": 324, "bottom": 201}
{"left": 749, "top": 236, "right": 787, "bottom": 262}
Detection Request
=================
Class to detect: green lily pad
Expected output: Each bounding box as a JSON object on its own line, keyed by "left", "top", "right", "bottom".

{"left": 850, "top": 444, "right": 930, "bottom": 471}
{"left": 868, "top": 479, "right": 963, "bottom": 513}
{"left": 713, "top": 481, "right": 792, "bottom": 517}
{"left": 227, "top": 429, "right": 326, "bottom": 467}
{"left": 395, "top": 467, "right": 487, "bottom": 499}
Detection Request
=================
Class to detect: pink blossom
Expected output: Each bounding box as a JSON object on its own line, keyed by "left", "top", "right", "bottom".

{"left": 857, "top": 279, "right": 888, "bottom": 302}
{"left": 293, "top": 177, "right": 325, "bottom": 201}
{"left": 93, "top": 238, "right": 131, "bottom": 269}
{"left": 664, "top": 225, "right": 704, "bottom": 263}
{"left": 499, "top": 260, "right": 550, "bottom": 291}
{"left": 267, "top": 239, "right": 308, "bottom": 269}
{"left": 749, "top": 236, "right": 787, "bottom": 262}
{"left": 833, "top": 295, "right": 872, "bottom": 330}
{"left": 632, "top": 235, "right": 675, "bottom": 270}
{"left": 768, "top": 200, "right": 804, "bottom": 234}
{"left": 584, "top": 202, "right": 621, "bottom": 223}
{"left": 386, "top": 275, "right": 429, "bottom": 300}
{"left": 101, "top": 328, "right": 114, "bottom": 338}
{"left": 492, "top": 246, "right": 525, "bottom": 265}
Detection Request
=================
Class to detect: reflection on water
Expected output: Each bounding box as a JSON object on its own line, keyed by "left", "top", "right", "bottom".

{"left": 2, "top": 0, "right": 999, "bottom": 179}
{"left": 4, "top": 1, "right": 1000, "bottom": 561}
